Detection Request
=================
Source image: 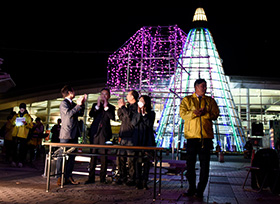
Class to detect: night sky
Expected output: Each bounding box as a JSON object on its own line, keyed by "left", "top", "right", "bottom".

{"left": 0, "top": 1, "right": 278, "bottom": 92}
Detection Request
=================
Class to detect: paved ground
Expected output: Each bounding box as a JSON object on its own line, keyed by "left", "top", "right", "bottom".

{"left": 0, "top": 152, "right": 280, "bottom": 204}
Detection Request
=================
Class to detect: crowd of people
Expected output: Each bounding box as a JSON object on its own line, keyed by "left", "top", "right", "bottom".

{"left": 54, "top": 78, "right": 219, "bottom": 198}
{"left": 1, "top": 103, "right": 46, "bottom": 167}
{"left": 1, "top": 78, "right": 220, "bottom": 198}
{"left": 56, "top": 85, "right": 157, "bottom": 189}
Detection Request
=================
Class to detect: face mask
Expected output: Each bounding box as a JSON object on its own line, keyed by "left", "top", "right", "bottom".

{"left": 138, "top": 101, "right": 144, "bottom": 108}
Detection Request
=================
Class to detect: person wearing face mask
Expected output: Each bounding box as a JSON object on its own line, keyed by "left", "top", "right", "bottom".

{"left": 134, "top": 95, "right": 156, "bottom": 190}
{"left": 85, "top": 88, "right": 115, "bottom": 184}
{"left": 11, "top": 103, "right": 33, "bottom": 167}
{"left": 116, "top": 90, "right": 139, "bottom": 186}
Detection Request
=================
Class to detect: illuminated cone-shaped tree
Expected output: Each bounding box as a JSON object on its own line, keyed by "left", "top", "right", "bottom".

{"left": 156, "top": 8, "right": 245, "bottom": 151}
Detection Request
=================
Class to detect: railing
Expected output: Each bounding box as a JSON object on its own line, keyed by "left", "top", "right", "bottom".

{"left": 43, "top": 142, "right": 164, "bottom": 201}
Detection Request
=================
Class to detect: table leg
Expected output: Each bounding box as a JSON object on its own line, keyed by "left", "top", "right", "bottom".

{"left": 61, "top": 147, "right": 66, "bottom": 188}
{"left": 153, "top": 150, "right": 157, "bottom": 201}
{"left": 46, "top": 145, "right": 52, "bottom": 192}
{"left": 159, "top": 150, "right": 162, "bottom": 196}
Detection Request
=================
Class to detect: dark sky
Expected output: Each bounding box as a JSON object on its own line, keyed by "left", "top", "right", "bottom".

{"left": 0, "top": 1, "right": 278, "bottom": 92}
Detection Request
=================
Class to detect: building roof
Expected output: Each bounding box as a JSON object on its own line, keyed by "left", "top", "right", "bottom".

{"left": 0, "top": 77, "right": 106, "bottom": 111}
{"left": 229, "top": 75, "right": 280, "bottom": 90}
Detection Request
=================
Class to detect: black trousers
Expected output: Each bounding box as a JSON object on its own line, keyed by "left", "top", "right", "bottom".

{"left": 88, "top": 135, "right": 107, "bottom": 182}
{"left": 185, "top": 138, "right": 213, "bottom": 194}
{"left": 135, "top": 151, "right": 150, "bottom": 184}
{"left": 12, "top": 137, "right": 28, "bottom": 163}
{"left": 117, "top": 138, "right": 135, "bottom": 182}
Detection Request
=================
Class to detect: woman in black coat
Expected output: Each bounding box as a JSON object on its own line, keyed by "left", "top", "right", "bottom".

{"left": 134, "top": 95, "right": 156, "bottom": 189}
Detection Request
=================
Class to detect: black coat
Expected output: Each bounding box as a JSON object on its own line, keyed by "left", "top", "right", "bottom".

{"left": 89, "top": 103, "right": 115, "bottom": 143}
{"left": 117, "top": 102, "right": 138, "bottom": 140}
{"left": 51, "top": 124, "right": 61, "bottom": 143}
{"left": 134, "top": 111, "right": 156, "bottom": 147}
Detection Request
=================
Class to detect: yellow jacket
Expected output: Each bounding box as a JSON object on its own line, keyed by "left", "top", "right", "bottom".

{"left": 11, "top": 113, "right": 33, "bottom": 139}
{"left": 179, "top": 93, "right": 219, "bottom": 139}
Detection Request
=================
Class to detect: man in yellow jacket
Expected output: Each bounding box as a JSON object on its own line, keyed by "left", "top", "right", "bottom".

{"left": 180, "top": 79, "right": 219, "bottom": 198}
{"left": 11, "top": 103, "right": 33, "bottom": 167}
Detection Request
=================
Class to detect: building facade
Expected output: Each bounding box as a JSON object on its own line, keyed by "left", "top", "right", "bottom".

{"left": 0, "top": 76, "right": 279, "bottom": 150}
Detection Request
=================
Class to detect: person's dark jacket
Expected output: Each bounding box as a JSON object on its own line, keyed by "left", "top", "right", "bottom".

{"left": 89, "top": 103, "right": 115, "bottom": 142}
{"left": 51, "top": 124, "right": 61, "bottom": 143}
{"left": 117, "top": 102, "right": 138, "bottom": 140}
{"left": 134, "top": 111, "right": 156, "bottom": 147}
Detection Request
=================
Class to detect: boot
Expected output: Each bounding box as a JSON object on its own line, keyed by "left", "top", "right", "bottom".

{"left": 143, "top": 181, "right": 149, "bottom": 190}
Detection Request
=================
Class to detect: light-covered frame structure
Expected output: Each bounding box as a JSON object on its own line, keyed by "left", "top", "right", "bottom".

{"left": 107, "top": 8, "right": 245, "bottom": 152}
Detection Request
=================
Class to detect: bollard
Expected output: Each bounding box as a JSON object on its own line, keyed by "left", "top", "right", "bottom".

{"left": 218, "top": 152, "right": 224, "bottom": 163}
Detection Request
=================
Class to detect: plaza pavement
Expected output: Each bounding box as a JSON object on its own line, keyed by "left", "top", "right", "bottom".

{"left": 0, "top": 152, "right": 280, "bottom": 204}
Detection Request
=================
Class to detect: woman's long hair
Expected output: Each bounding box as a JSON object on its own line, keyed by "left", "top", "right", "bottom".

{"left": 141, "top": 95, "right": 152, "bottom": 114}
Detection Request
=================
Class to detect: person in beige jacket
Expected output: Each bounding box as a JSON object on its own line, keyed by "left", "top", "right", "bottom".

{"left": 180, "top": 79, "right": 219, "bottom": 198}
